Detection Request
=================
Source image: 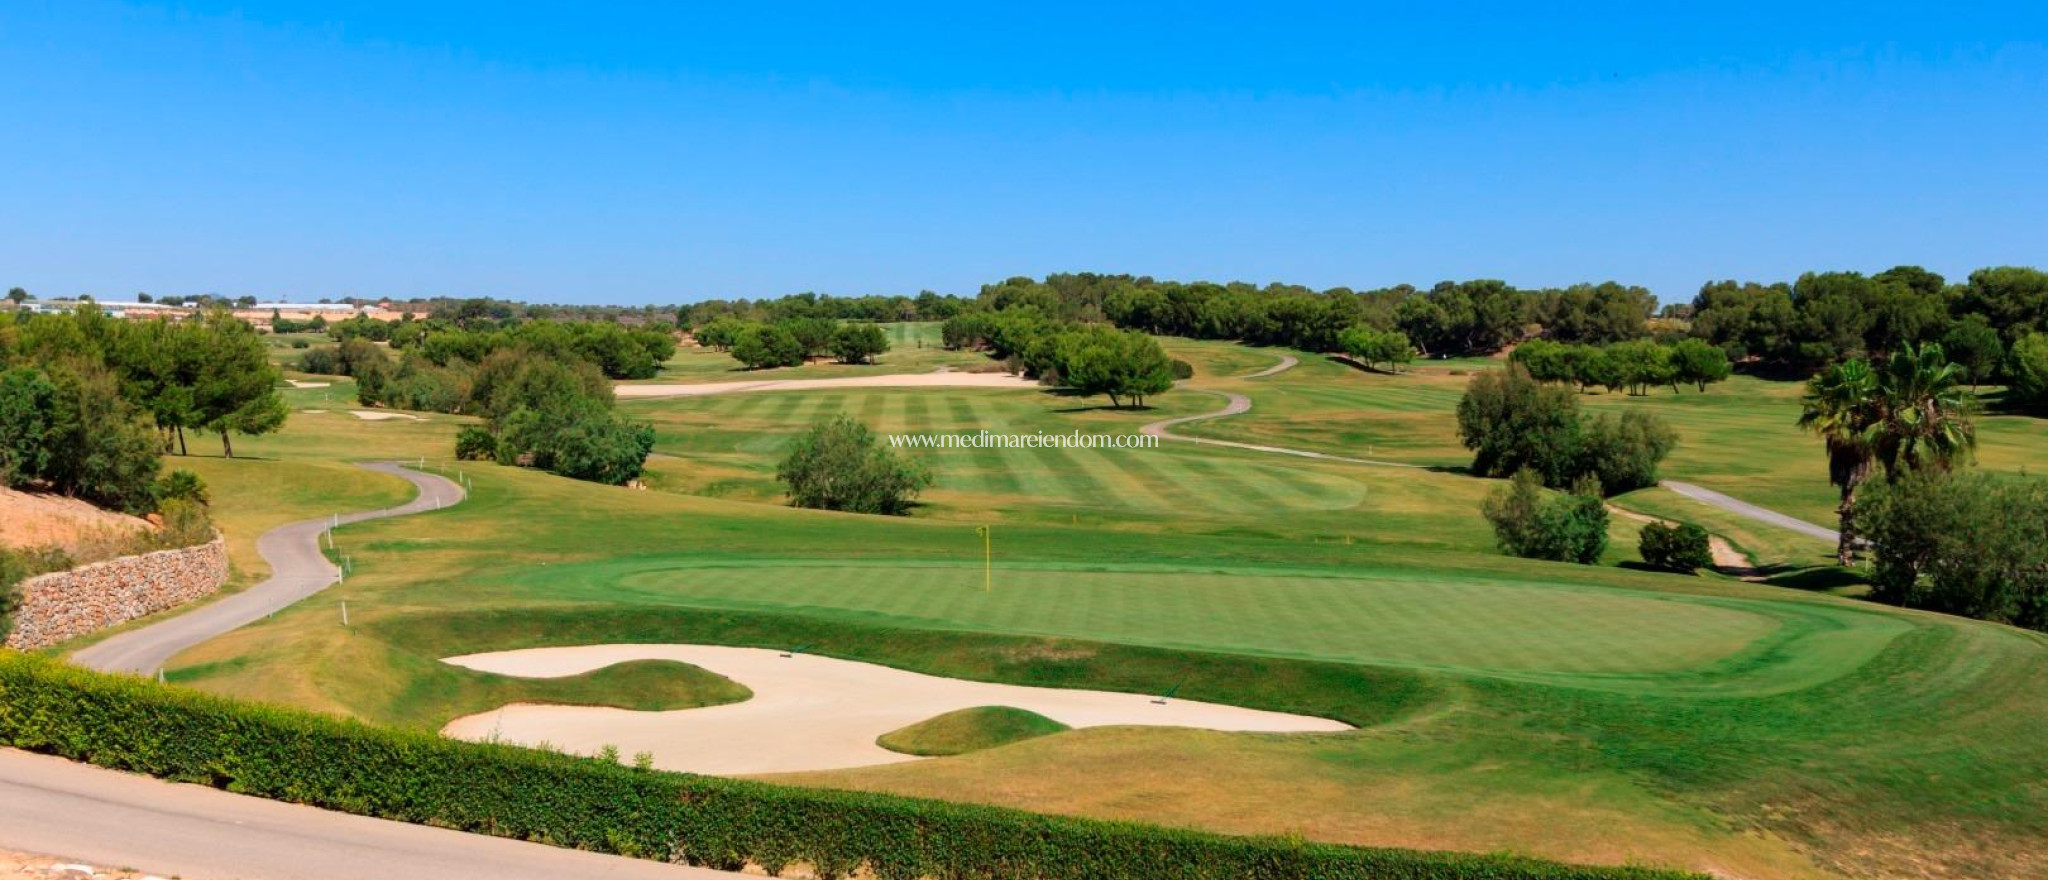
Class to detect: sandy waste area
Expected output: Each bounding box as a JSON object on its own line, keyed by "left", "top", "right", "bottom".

{"left": 442, "top": 644, "right": 1349, "bottom": 775}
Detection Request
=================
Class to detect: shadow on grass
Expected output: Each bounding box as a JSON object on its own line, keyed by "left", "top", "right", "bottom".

{"left": 1757, "top": 565, "right": 1870, "bottom": 593}
{"left": 1043, "top": 387, "right": 1157, "bottom": 413}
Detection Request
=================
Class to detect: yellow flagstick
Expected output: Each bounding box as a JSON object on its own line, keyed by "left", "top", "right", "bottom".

{"left": 975, "top": 525, "right": 991, "bottom": 592}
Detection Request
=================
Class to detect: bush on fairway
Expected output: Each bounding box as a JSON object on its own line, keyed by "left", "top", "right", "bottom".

{"left": 731, "top": 323, "right": 807, "bottom": 369}
{"left": 876, "top": 705, "right": 1071, "bottom": 756}
{"left": 829, "top": 322, "right": 890, "bottom": 365}
{"left": 1051, "top": 325, "right": 1175, "bottom": 408}
{"left": 454, "top": 425, "right": 496, "bottom": 461}
{"left": 1637, "top": 522, "right": 1713, "bottom": 574}
{"left": 0, "top": 652, "right": 1705, "bottom": 880}
{"left": 1854, "top": 467, "right": 2048, "bottom": 631}
{"left": 1458, "top": 366, "right": 1674, "bottom": 494}
{"left": 1484, "top": 470, "right": 1608, "bottom": 564}
{"left": 474, "top": 354, "right": 655, "bottom": 486}
{"left": 777, "top": 414, "right": 931, "bottom": 515}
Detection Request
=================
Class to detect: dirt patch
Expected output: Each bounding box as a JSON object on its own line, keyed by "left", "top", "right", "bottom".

{"left": 0, "top": 488, "right": 152, "bottom": 554}
{"left": 0, "top": 850, "right": 176, "bottom": 880}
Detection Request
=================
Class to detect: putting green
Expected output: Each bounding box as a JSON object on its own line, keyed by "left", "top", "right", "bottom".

{"left": 506, "top": 557, "right": 1906, "bottom": 695}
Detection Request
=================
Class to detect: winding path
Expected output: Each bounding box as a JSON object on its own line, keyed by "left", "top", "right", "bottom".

{"left": 1661, "top": 480, "right": 1840, "bottom": 544}
{"left": 71, "top": 462, "right": 465, "bottom": 676}
{"left": 1139, "top": 354, "right": 1421, "bottom": 468}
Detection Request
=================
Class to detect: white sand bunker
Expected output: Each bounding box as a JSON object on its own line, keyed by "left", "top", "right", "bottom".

{"left": 349, "top": 410, "right": 427, "bottom": 421}
{"left": 441, "top": 645, "right": 1349, "bottom": 775}
{"left": 286, "top": 379, "right": 331, "bottom": 388}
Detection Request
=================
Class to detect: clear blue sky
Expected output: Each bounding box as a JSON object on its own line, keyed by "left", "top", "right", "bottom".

{"left": 4, "top": 1, "right": 2045, "bottom": 305}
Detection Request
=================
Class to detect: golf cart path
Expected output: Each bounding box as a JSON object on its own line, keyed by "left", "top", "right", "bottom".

{"left": 1140, "top": 353, "right": 1421, "bottom": 468}
{"left": 1240, "top": 353, "right": 1300, "bottom": 378}
{"left": 617, "top": 371, "right": 1037, "bottom": 399}
{"left": 442, "top": 644, "right": 1350, "bottom": 776}
{"left": 1661, "top": 481, "right": 1840, "bottom": 544}
{"left": 0, "top": 749, "right": 734, "bottom": 880}
{"left": 71, "top": 463, "right": 464, "bottom": 676}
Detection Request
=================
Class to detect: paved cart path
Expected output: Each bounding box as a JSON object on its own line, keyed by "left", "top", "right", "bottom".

{"left": 71, "top": 462, "right": 464, "bottom": 676}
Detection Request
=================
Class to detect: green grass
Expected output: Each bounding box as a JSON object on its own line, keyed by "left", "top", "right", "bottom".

{"left": 629, "top": 384, "right": 1485, "bottom": 537}
{"left": 1176, "top": 354, "right": 2047, "bottom": 546}
{"left": 133, "top": 338, "right": 2048, "bottom": 880}
{"left": 877, "top": 706, "right": 1071, "bottom": 756}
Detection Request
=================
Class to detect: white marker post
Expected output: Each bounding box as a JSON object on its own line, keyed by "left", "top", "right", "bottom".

{"left": 341, "top": 600, "right": 349, "bottom": 627}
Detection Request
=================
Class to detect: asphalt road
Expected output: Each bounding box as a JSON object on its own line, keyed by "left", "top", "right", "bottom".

{"left": 1661, "top": 480, "right": 1841, "bottom": 543}
{"left": 71, "top": 462, "right": 466, "bottom": 676}
{"left": 0, "top": 749, "right": 734, "bottom": 880}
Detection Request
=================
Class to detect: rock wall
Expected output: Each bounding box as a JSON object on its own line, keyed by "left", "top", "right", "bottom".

{"left": 3, "top": 536, "right": 227, "bottom": 651}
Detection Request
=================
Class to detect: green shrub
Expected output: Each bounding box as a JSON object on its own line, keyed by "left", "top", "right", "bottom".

{"left": 154, "top": 469, "right": 209, "bottom": 506}
{"left": 0, "top": 652, "right": 1701, "bottom": 880}
{"left": 829, "top": 323, "right": 889, "bottom": 365}
{"left": 732, "top": 324, "right": 807, "bottom": 369}
{"left": 2010, "top": 332, "right": 2048, "bottom": 408}
{"left": 1170, "top": 358, "right": 1195, "bottom": 380}
{"left": 1854, "top": 468, "right": 2048, "bottom": 631}
{"left": 777, "top": 415, "right": 930, "bottom": 515}
{"left": 1483, "top": 471, "right": 1609, "bottom": 565}
{"left": 455, "top": 425, "right": 497, "bottom": 462}
{"left": 1458, "top": 367, "right": 1675, "bottom": 495}
{"left": 1637, "top": 522, "right": 1713, "bottom": 573}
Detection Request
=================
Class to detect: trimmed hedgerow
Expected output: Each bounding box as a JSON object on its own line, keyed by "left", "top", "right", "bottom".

{"left": 0, "top": 653, "right": 1704, "bottom": 880}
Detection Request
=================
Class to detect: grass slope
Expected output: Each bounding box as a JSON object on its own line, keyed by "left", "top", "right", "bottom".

{"left": 877, "top": 705, "right": 1071, "bottom": 756}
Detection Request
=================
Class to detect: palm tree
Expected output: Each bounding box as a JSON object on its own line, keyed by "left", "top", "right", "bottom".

{"left": 1799, "top": 359, "right": 1881, "bottom": 565}
{"left": 1871, "top": 342, "right": 1977, "bottom": 478}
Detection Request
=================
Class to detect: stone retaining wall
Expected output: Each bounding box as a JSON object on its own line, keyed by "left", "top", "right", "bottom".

{"left": 3, "top": 535, "right": 228, "bottom": 651}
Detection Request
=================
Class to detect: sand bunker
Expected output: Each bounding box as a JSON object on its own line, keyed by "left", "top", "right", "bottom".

{"left": 616, "top": 371, "right": 1036, "bottom": 400}
{"left": 286, "top": 379, "right": 331, "bottom": 388}
{"left": 442, "top": 645, "right": 1348, "bottom": 774}
{"left": 349, "top": 410, "right": 426, "bottom": 421}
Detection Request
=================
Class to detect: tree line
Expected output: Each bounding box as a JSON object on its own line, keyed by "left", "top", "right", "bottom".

{"left": 678, "top": 290, "right": 973, "bottom": 329}
{"left": 962, "top": 268, "right": 2048, "bottom": 393}
{"left": 941, "top": 310, "right": 1176, "bottom": 409}
{"left": 1, "top": 305, "right": 260, "bottom": 514}
{"left": 695, "top": 317, "right": 889, "bottom": 369}
{"left": 1510, "top": 338, "right": 1732, "bottom": 395}
{"left": 297, "top": 332, "right": 655, "bottom": 487}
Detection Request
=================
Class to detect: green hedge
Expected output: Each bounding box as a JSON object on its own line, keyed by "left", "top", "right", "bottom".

{"left": 0, "top": 653, "right": 1704, "bottom": 880}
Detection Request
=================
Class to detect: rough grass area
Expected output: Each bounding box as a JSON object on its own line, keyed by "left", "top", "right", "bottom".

{"left": 877, "top": 705, "right": 1071, "bottom": 756}
{"left": 171, "top": 652, "right": 752, "bottom": 729}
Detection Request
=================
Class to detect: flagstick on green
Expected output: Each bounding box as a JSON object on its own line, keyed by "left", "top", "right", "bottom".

{"left": 974, "top": 525, "right": 991, "bottom": 592}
